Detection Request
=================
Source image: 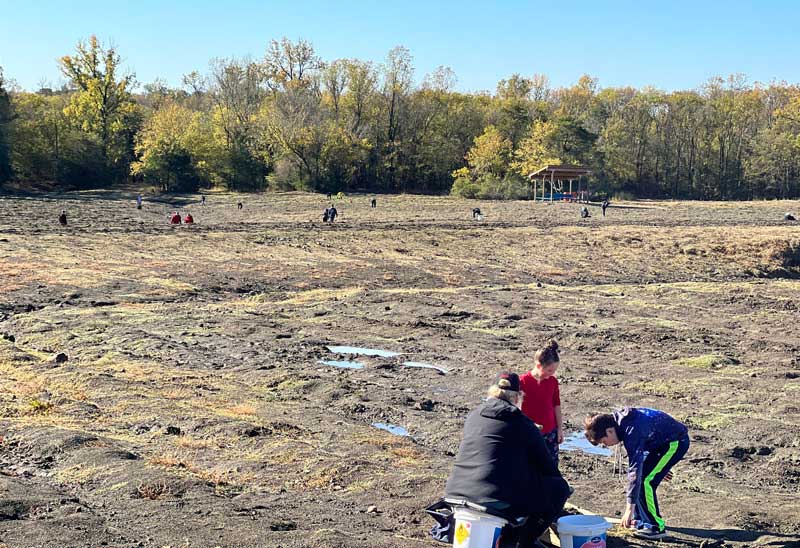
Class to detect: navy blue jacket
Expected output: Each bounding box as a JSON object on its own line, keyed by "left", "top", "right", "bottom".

{"left": 614, "top": 407, "right": 688, "bottom": 503}
{"left": 445, "top": 398, "right": 569, "bottom": 517}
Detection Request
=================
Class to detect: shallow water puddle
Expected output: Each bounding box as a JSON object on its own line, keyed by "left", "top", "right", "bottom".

{"left": 561, "top": 431, "right": 613, "bottom": 456}
{"left": 327, "top": 345, "right": 401, "bottom": 358}
{"left": 318, "top": 359, "right": 364, "bottom": 369}
{"left": 372, "top": 422, "right": 409, "bottom": 436}
{"left": 403, "top": 361, "right": 449, "bottom": 375}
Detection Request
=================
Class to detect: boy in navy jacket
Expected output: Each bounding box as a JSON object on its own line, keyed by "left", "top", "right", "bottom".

{"left": 584, "top": 408, "right": 690, "bottom": 539}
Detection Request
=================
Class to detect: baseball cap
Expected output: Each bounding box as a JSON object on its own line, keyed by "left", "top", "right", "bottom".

{"left": 494, "top": 371, "right": 520, "bottom": 392}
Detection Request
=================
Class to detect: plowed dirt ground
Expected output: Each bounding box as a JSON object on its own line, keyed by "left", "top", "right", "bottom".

{"left": 0, "top": 191, "right": 799, "bottom": 548}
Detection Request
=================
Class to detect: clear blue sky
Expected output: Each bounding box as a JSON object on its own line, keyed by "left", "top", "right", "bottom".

{"left": 2, "top": 0, "right": 799, "bottom": 93}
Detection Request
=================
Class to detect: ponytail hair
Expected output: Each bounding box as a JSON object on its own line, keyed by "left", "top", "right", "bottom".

{"left": 534, "top": 339, "right": 560, "bottom": 366}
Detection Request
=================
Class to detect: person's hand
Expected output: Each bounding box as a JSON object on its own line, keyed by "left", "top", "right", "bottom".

{"left": 535, "top": 423, "right": 544, "bottom": 431}
{"left": 663, "top": 470, "right": 674, "bottom": 482}
{"left": 621, "top": 505, "right": 635, "bottom": 528}
{"left": 557, "top": 428, "right": 564, "bottom": 444}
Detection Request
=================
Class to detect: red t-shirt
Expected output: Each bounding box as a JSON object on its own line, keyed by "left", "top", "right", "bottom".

{"left": 519, "top": 372, "right": 561, "bottom": 434}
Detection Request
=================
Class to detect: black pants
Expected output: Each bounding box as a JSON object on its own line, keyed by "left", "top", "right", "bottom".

{"left": 500, "top": 476, "right": 571, "bottom": 548}
{"left": 634, "top": 435, "right": 690, "bottom": 532}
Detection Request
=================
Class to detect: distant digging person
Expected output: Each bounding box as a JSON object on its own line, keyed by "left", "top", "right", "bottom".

{"left": 581, "top": 206, "right": 591, "bottom": 220}
{"left": 785, "top": 212, "right": 796, "bottom": 221}
{"left": 602, "top": 199, "right": 610, "bottom": 216}
{"left": 58, "top": 210, "right": 68, "bottom": 226}
{"left": 472, "top": 207, "right": 483, "bottom": 220}
{"left": 328, "top": 204, "right": 338, "bottom": 223}
{"left": 371, "top": 197, "right": 377, "bottom": 208}
{"left": 170, "top": 211, "right": 182, "bottom": 225}
{"left": 201, "top": 195, "right": 206, "bottom": 206}
{"left": 237, "top": 202, "right": 243, "bottom": 210}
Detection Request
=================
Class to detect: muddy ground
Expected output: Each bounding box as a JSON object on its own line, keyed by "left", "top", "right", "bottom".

{"left": 0, "top": 191, "right": 799, "bottom": 548}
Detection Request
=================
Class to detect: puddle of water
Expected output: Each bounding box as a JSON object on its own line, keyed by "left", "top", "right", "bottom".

{"left": 327, "top": 345, "right": 401, "bottom": 358}
{"left": 372, "top": 422, "right": 409, "bottom": 436}
{"left": 318, "top": 359, "right": 364, "bottom": 370}
{"left": 561, "top": 431, "right": 613, "bottom": 456}
{"left": 403, "top": 361, "right": 449, "bottom": 375}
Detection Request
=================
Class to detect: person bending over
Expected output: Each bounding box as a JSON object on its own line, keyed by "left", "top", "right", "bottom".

{"left": 584, "top": 408, "right": 689, "bottom": 540}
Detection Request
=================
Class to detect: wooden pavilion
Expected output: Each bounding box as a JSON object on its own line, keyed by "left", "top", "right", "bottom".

{"left": 528, "top": 164, "right": 592, "bottom": 202}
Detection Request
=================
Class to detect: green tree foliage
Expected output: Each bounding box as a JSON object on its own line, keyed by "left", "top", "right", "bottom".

{"left": 0, "top": 67, "right": 13, "bottom": 183}
{"left": 59, "top": 36, "right": 139, "bottom": 183}
{"left": 451, "top": 125, "right": 528, "bottom": 199}
{"left": 131, "top": 102, "right": 221, "bottom": 192}
{"left": 6, "top": 38, "right": 800, "bottom": 199}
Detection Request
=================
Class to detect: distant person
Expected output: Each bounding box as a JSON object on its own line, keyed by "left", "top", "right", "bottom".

{"left": 200, "top": 195, "right": 206, "bottom": 206}
{"left": 58, "top": 210, "right": 68, "bottom": 226}
{"left": 444, "top": 371, "right": 571, "bottom": 548}
{"left": 323, "top": 207, "right": 330, "bottom": 223}
{"left": 785, "top": 212, "right": 796, "bottom": 221}
{"left": 601, "top": 199, "right": 610, "bottom": 217}
{"left": 472, "top": 207, "right": 482, "bottom": 220}
{"left": 581, "top": 206, "right": 591, "bottom": 220}
{"left": 328, "top": 205, "right": 338, "bottom": 223}
{"left": 170, "top": 212, "right": 182, "bottom": 225}
{"left": 326, "top": 192, "right": 332, "bottom": 200}
{"left": 237, "top": 202, "right": 243, "bottom": 210}
{"left": 585, "top": 408, "right": 689, "bottom": 540}
{"left": 371, "top": 197, "right": 377, "bottom": 208}
{"left": 136, "top": 194, "right": 143, "bottom": 210}
{"left": 184, "top": 213, "right": 194, "bottom": 224}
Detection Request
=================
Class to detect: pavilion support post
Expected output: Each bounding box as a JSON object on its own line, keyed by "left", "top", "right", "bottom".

{"left": 550, "top": 171, "right": 554, "bottom": 203}
{"left": 569, "top": 179, "right": 573, "bottom": 196}
{"left": 533, "top": 178, "right": 537, "bottom": 202}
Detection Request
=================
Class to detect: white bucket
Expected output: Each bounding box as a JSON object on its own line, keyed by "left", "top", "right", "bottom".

{"left": 452, "top": 507, "right": 508, "bottom": 548}
{"left": 557, "top": 515, "right": 611, "bottom": 548}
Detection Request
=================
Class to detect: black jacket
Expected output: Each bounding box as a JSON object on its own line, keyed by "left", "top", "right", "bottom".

{"left": 445, "top": 397, "right": 568, "bottom": 518}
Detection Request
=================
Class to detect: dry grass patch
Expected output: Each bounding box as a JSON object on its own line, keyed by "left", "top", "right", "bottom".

{"left": 135, "top": 479, "right": 173, "bottom": 500}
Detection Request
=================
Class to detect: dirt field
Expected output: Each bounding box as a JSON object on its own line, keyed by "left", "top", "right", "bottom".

{"left": 0, "top": 191, "right": 799, "bottom": 548}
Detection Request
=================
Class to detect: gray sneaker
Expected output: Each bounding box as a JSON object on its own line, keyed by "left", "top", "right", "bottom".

{"left": 633, "top": 527, "right": 668, "bottom": 540}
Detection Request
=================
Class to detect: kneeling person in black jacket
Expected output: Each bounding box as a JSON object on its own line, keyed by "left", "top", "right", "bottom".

{"left": 445, "top": 371, "right": 571, "bottom": 548}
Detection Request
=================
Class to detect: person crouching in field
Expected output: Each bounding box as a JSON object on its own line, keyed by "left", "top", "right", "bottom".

{"left": 584, "top": 408, "right": 690, "bottom": 540}
{"left": 170, "top": 212, "right": 181, "bottom": 225}
{"left": 445, "top": 371, "right": 570, "bottom": 548}
{"left": 58, "top": 210, "right": 68, "bottom": 226}
{"left": 184, "top": 213, "right": 194, "bottom": 224}
{"left": 520, "top": 340, "right": 563, "bottom": 468}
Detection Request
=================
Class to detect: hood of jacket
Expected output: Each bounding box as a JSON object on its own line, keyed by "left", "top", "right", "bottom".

{"left": 479, "top": 397, "right": 521, "bottom": 420}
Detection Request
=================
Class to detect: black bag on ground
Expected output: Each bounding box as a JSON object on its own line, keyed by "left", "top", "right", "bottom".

{"left": 425, "top": 499, "right": 454, "bottom": 543}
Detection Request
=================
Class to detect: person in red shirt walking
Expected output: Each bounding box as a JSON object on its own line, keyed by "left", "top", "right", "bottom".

{"left": 520, "top": 339, "right": 563, "bottom": 467}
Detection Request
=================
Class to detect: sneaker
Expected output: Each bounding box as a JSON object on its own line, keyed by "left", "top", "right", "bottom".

{"left": 633, "top": 527, "right": 668, "bottom": 540}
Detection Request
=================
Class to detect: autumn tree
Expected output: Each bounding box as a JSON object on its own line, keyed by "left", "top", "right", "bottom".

{"left": 207, "top": 57, "right": 271, "bottom": 190}
{"left": 0, "top": 67, "right": 12, "bottom": 183}
{"left": 59, "top": 36, "right": 138, "bottom": 181}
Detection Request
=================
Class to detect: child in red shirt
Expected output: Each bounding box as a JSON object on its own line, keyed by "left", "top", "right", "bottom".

{"left": 520, "top": 339, "right": 563, "bottom": 467}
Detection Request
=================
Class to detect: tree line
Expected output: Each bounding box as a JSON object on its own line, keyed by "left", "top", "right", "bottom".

{"left": 1, "top": 36, "right": 800, "bottom": 199}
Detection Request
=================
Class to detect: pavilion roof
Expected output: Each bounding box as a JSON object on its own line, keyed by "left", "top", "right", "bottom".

{"left": 528, "top": 164, "right": 592, "bottom": 180}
